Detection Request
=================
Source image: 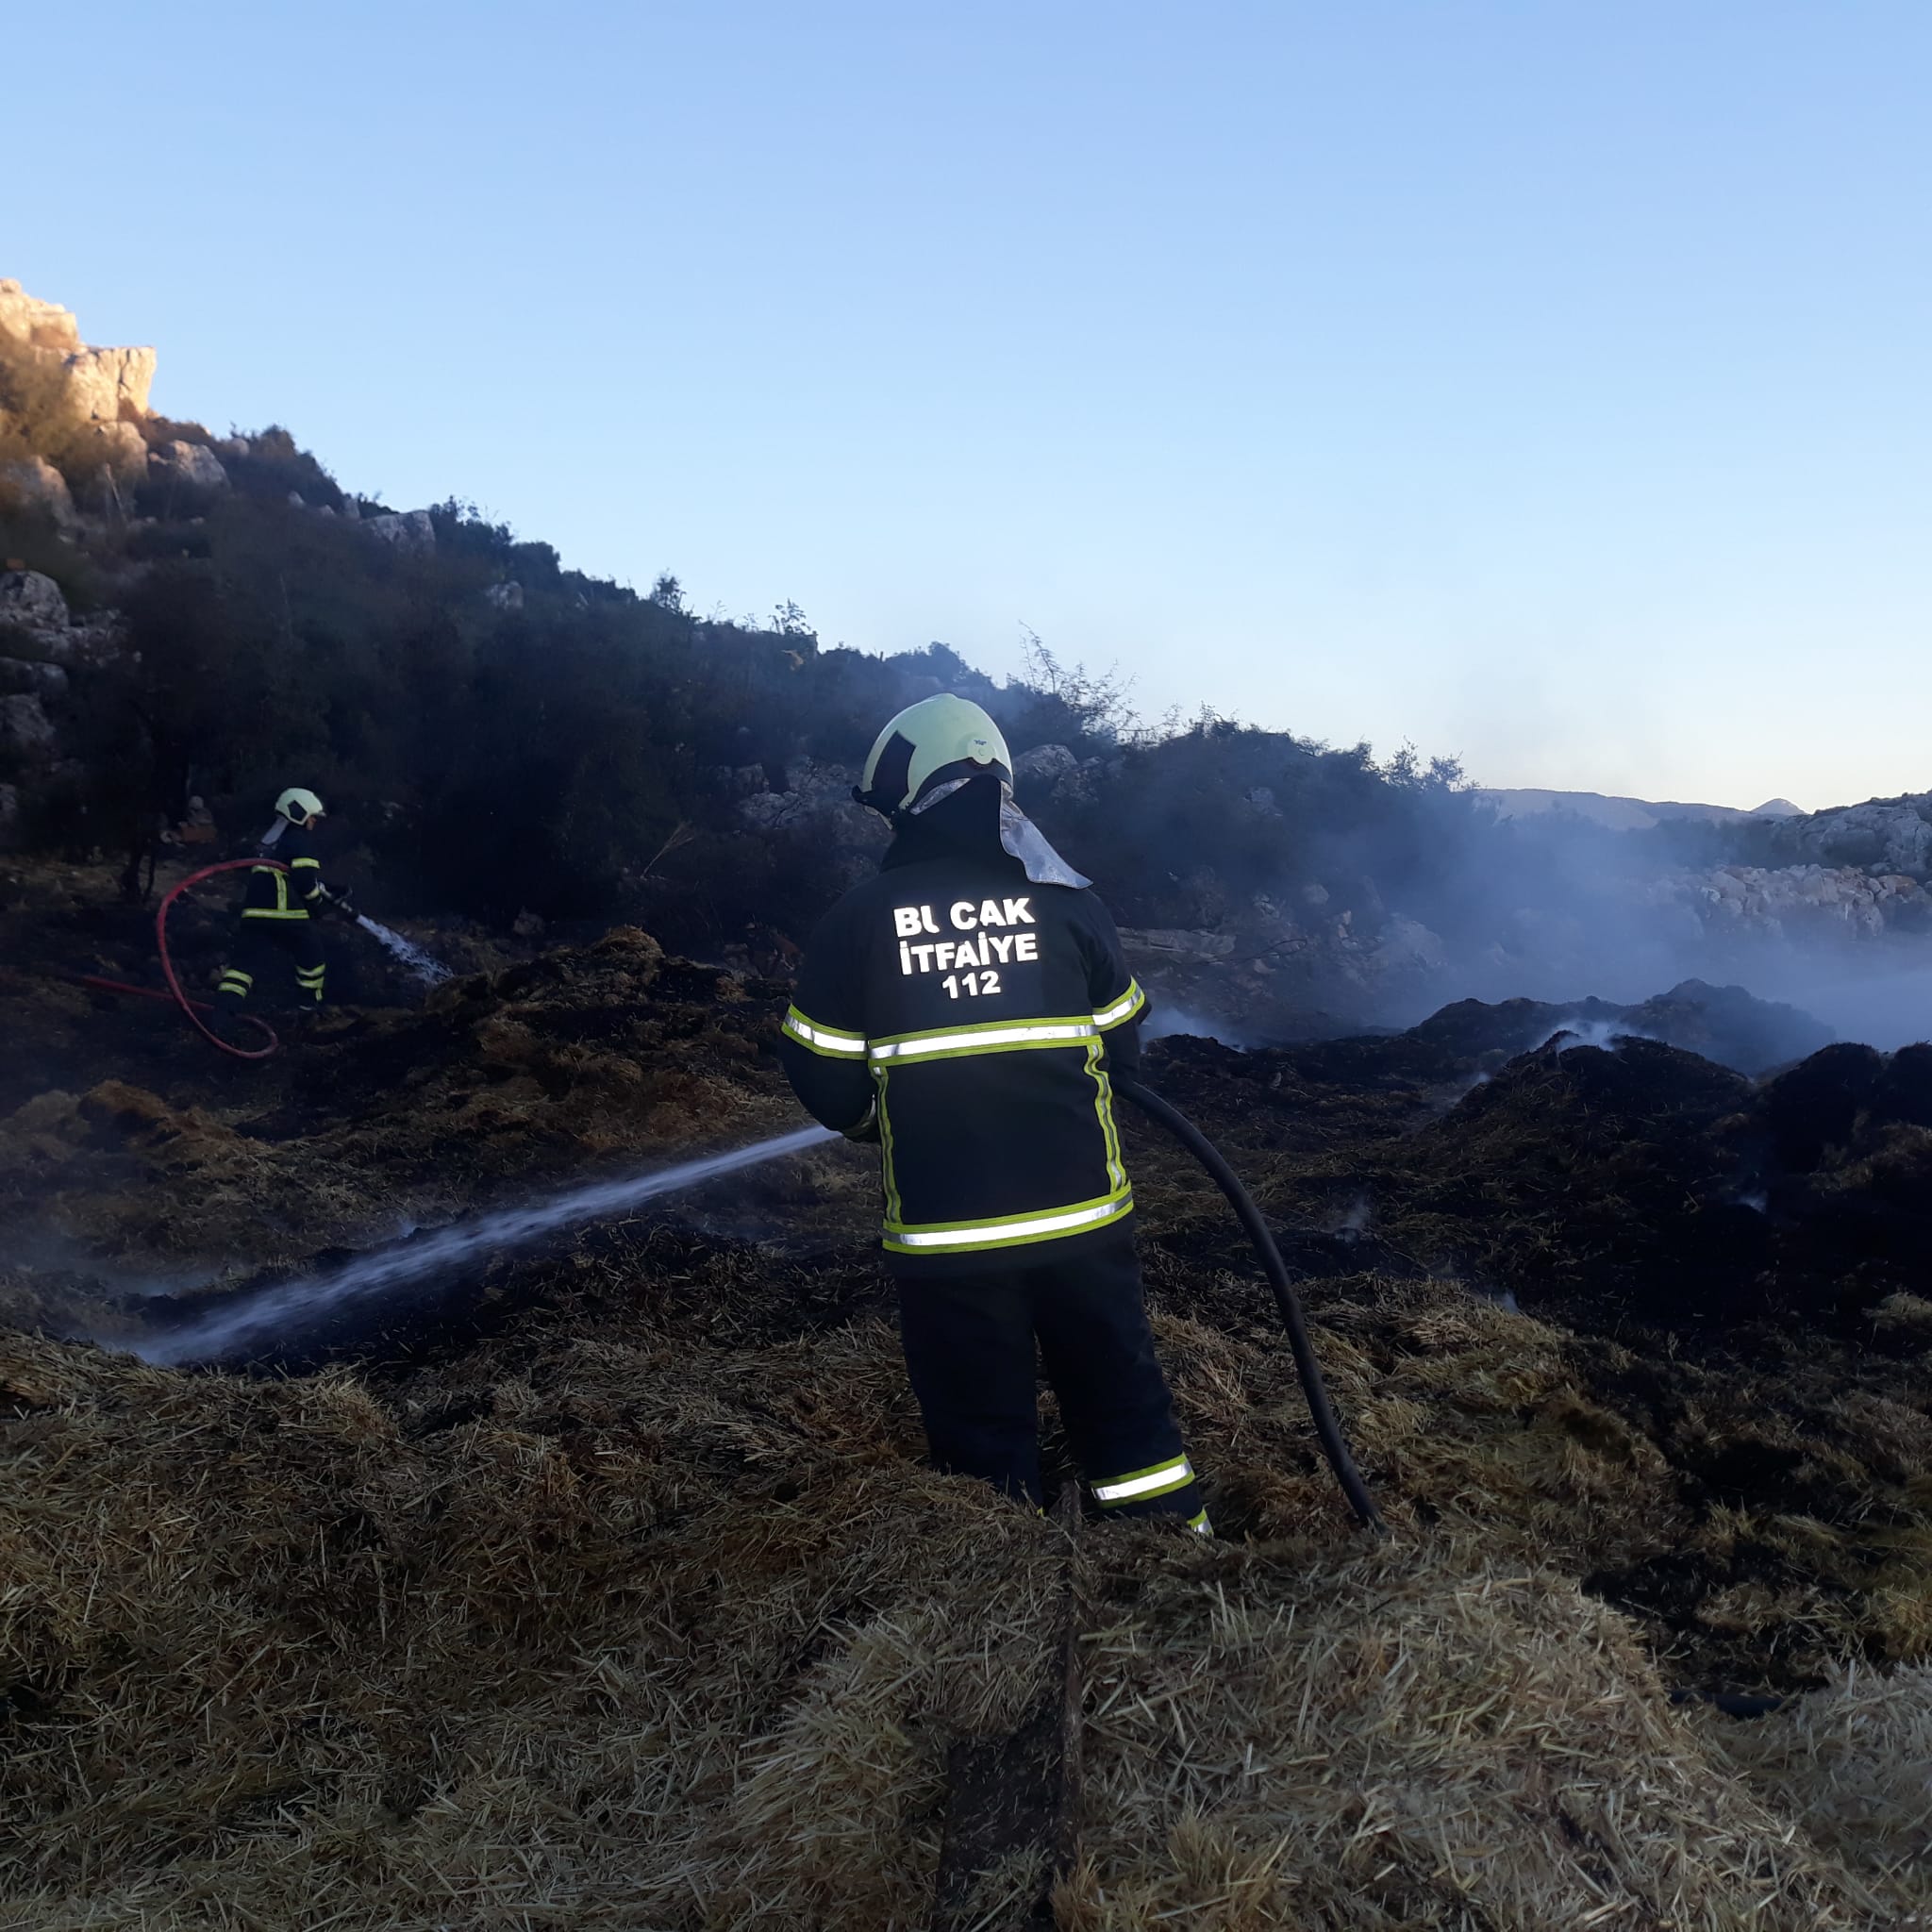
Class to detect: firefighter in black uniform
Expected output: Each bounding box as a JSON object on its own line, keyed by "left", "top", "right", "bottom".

{"left": 214, "top": 787, "right": 350, "bottom": 1016}
{"left": 779, "top": 695, "right": 1208, "bottom": 1532}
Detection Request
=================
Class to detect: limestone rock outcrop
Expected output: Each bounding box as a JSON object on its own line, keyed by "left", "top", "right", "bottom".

{"left": 1373, "top": 913, "right": 1451, "bottom": 975}
{"left": 149, "top": 440, "right": 228, "bottom": 491}
{"left": 0, "top": 283, "right": 81, "bottom": 352}
{"left": 1765, "top": 795, "right": 1932, "bottom": 880}
{"left": 364, "top": 510, "right": 436, "bottom": 553}
{"left": 58, "top": 344, "right": 158, "bottom": 425}
{"left": 0, "top": 456, "right": 77, "bottom": 526}
{"left": 0, "top": 568, "right": 121, "bottom": 672}
{"left": 75, "top": 421, "right": 150, "bottom": 475}
{"left": 0, "top": 658, "right": 67, "bottom": 699}
{"left": 0, "top": 282, "right": 156, "bottom": 472}
{"left": 0, "top": 570, "right": 71, "bottom": 634}
{"left": 1658, "top": 864, "right": 1925, "bottom": 939}
{"left": 736, "top": 759, "right": 889, "bottom": 885}
{"left": 1011, "top": 741, "right": 1108, "bottom": 806}
{"left": 1013, "top": 742, "right": 1080, "bottom": 788}
{"left": 0, "top": 692, "right": 57, "bottom": 758}
{"left": 0, "top": 566, "right": 126, "bottom": 847}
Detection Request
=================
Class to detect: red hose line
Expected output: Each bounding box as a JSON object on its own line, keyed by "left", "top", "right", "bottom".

{"left": 155, "top": 858, "right": 282, "bottom": 1060}
{"left": 80, "top": 974, "right": 214, "bottom": 1013}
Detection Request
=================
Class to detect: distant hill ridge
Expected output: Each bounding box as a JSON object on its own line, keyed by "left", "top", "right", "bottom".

{"left": 1476, "top": 788, "right": 1806, "bottom": 832}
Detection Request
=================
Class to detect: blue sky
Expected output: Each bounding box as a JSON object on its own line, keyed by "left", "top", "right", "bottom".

{"left": 10, "top": 2, "right": 1928, "bottom": 809}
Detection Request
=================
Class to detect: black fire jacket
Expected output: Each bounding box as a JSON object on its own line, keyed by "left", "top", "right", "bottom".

{"left": 779, "top": 808, "right": 1145, "bottom": 1275}
{"left": 242, "top": 824, "right": 333, "bottom": 921}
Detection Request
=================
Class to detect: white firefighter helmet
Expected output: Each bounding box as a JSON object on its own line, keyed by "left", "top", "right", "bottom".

{"left": 275, "top": 787, "right": 325, "bottom": 825}
{"left": 856, "top": 694, "right": 1012, "bottom": 818}
{"left": 854, "top": 693, "right": 1090, "bottom": 889}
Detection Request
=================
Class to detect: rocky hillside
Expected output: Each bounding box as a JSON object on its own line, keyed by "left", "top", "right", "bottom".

{"left": 1476, "top": 785, "right": 1805, "bottom": 829}
{"left": 2, "top": 274, "right": 1927, "bottom": 1051}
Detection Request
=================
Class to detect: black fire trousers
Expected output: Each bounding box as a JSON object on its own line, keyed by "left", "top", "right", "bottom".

{"left": 216, "top": 919, "right": 326, "bottom": 1008}
{"left": 894, "top": 1236, "right": 1208, "bottom": 1529}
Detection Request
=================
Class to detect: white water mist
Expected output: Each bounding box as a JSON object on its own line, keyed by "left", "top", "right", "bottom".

{"left": 127, "top": 1123, "right": 838, "bottom": 1366}
{"left": 356, "top": 913, "right": 454, "bottom": 987}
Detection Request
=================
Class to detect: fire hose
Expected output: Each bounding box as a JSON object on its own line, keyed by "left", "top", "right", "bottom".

{"left": 1114, "top": 1074, "right": 1386, "bottom": 1533}
{"left": 80, "top": 858, "right": 285, "bottom": 1060}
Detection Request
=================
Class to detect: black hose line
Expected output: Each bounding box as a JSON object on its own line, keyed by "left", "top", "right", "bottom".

{"left": 1115, "top": 1075, "right": 1386, "bottom": 1534}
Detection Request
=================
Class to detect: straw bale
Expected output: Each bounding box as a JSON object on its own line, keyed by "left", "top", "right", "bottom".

{"left": 1058, "top": 1534, "right": 1918, "bottom": 1929}
{"left": 8, "top": 1291, "right": 1932, "bottom": 1930}
{"left": 1693, "top": 1664, "right": 1932, "bottom": 1904}
{"left": 1871, "top": 1292, "right": 1932, "bottom": 1338}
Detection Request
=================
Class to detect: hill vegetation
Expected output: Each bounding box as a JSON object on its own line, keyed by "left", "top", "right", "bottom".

{"left": 2, "top": 402, "right": 1495, "bottom": 958}
{"left": 9, "top": 282, "right": 1928, "bottom": 1054}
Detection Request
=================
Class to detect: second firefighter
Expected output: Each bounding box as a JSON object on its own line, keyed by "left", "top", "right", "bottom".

{"left": 214, "top": 787, "right": 352, "bottom": 1018}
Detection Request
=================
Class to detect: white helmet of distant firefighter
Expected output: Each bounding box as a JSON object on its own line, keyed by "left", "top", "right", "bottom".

{"left": 275, "top": 787, "right": 325, "bottom": 826}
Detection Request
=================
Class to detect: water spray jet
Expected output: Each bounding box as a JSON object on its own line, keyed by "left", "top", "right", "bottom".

{"left": 354, "top": 913, "right": 454, "bottom": 987}
{"left": 122, "top": 1123, "right": 838, "bottom": 1366}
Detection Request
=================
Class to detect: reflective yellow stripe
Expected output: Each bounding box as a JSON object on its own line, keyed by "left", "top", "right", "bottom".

{"left": 869, "top": 1017, "right": 1096, "bottom": 1063}
{"left": 1092, "top": 1456, "right": 1193, "bottom": 1506}
{"left": 875, "top": 1067, "right": 904, "bottom": 1226}
{"left": 883, "top": 1189, "right": 1133, "bottom": 1255}
{"left": 251, "top": 863, "right": 295, "bottom": 915}
{"left": 1087, "top": 1040, "right": 1127, "bottom": 1193}
{"left": 1188, "top": 1509, "right": 1213, "bottom": 1537}
{"left": 783, "top": 1006, "right": 867, "bottom": 1058}
{"left": 288, "top": 857, "right": 321, "bottom": 868}
{"left": 1093, "top": 979, "right": 1145, "bottom": 1030}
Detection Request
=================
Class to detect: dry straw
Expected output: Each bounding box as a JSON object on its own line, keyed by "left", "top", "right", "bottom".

{"left": 5, "top": 1275, "right": 1930, "bottom": 1930}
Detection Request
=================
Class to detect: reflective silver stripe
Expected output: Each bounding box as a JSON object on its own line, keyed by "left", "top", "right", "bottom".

{"left": 892, "top": 1198, "right": 1127, "bottom": 1248}
{"left": 1093, "top": 984, "right": 1144, "bottom": 1028}
{"left": 1092, "top": 1457, "right": 1192, "bottom": 1504}
{"left": 871, "top": 1022, "right": 1094, "bottom": 1063}
{"left": 785, "top": 1016, "right": 866, "bottom": 1057}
